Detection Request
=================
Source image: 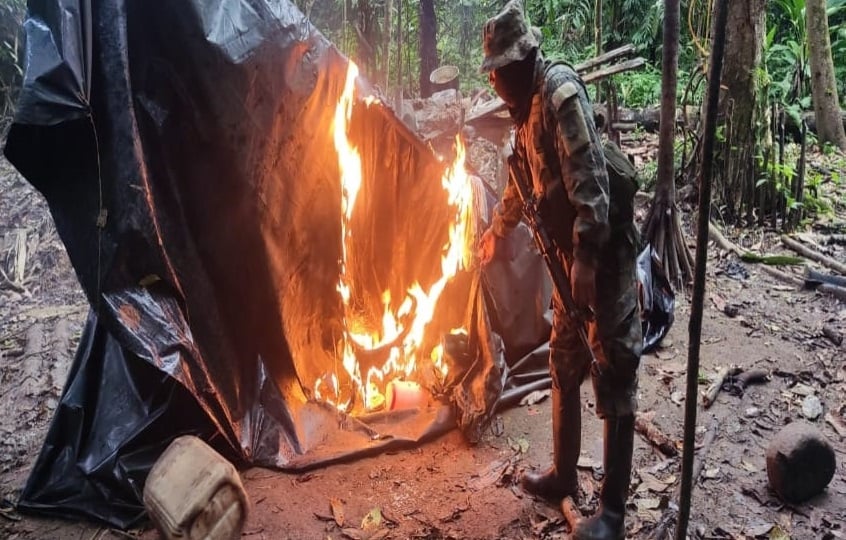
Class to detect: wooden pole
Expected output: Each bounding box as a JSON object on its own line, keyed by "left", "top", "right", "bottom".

{"left": 676, "top": 0, "right": 728, "bottom": 537}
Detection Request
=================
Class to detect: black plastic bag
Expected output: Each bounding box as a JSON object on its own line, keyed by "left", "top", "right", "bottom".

{"left": 637, "top": 245, "right": 675, "bottom": 353}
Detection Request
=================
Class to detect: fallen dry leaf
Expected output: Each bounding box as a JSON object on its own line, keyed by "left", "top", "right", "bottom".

{"left": 367, "top": 530, "right": 390, "bottom": 540}
{"left": 341, "top": 527, "right": 364, "bottom": 540}
{"left": 703, "top": 467, "right": 721, "bottom": 479}
{"left": 746, "top": 522, "right": 774, "bottom": 537}
{"left": 636, "top": 497, "right": 662, "bottom": 510}
{"left": 520, "top": 389, "right": 551, "bottom": 406}
{"left": 361, "top": 507, "right": 382, "bottom": 531}
{"left": 637, "top": 471, "right": 672, "bottom": 493}
{"left": 330, "top": 497, "right": 345, "bottom": 527}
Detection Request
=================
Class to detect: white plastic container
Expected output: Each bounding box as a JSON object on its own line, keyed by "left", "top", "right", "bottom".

{"left": 143, "top": 436, "right": 249, "bottom": 540}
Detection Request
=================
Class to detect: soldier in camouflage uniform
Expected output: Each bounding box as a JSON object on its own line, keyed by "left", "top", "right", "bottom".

{"left": 476, "top": 2, "right": 642, "bottom": 539}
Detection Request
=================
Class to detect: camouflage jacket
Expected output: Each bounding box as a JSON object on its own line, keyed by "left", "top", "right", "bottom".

{"left": 491, "top": 58, "right": 610, "bottom": 266}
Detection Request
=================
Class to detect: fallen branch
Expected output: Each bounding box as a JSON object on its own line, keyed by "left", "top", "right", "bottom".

{"left": 781, "top": 235, "right": 846, "bottom": 275}
{"left": 709, "top": 223, "right": 802, "bottom": 265}
{"left": 574, "top": 44, "right": 636, "bottom": 72}
{"left": 708, "top": 223, "right": 838, "bottom": 295}
{"left": 728, "top": 369, "right": 770, "bottom": 395}
{"left": 708, "top": 222, "right": 742, "bottom": 256}
{"left": 581, "top": 58, "right": 647, "bottom": 85}
{"left": 0, "top": 267, "right": 27, "bottom": 294}
{"left": 635, "top": 413, "right": 679, "bottom": 457}
{"left": 653, "top": 415, "right": 721, "bottom": 540}
{"left": 701, "top": 366, "right": 740, "bottom": 408}
{"left": 757, "top": 264, "right": 804, "bottom": 288}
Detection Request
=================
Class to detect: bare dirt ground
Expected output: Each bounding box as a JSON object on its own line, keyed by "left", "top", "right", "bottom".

{"left": 1, "top": 137, "right": 845, "bottom": 539}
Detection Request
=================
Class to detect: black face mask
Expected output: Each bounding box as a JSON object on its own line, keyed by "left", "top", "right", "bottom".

{"left": 489, "top": 49, "right": 537, "bottom": 114}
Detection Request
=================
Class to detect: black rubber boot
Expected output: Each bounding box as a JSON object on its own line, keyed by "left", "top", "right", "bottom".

{"left": 572, "top": 415, "right": 635, "bottom": 540}
{"left": 520, "top": 387, "right": 581, "bottom": 500}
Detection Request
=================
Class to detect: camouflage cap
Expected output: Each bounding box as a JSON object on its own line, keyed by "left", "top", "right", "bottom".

{"left": 480, "top": 0, "right": 540, "bottom": 73}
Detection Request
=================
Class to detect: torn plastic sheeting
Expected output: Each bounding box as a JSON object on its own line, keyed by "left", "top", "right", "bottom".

{"left": 16, "top": 310, "right": 221, "bottom": 528}
{"left": 637, "top": 245, "right": 675, "bottom": 353}
{"left": 6, "top": 0, "right": 507, "bottom": 529}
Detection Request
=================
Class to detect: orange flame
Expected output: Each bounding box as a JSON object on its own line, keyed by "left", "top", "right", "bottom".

{"left": 318, "top": 61, "right": 474, "bottom": 412}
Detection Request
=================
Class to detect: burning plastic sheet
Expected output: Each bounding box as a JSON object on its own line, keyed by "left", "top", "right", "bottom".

{"left": 5, "top": 0, "right": 509, "bottom": 528}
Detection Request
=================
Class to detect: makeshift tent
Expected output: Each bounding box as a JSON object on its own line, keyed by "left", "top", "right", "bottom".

{"left": 4, "top": 0, "right": 672, "bottom": 529}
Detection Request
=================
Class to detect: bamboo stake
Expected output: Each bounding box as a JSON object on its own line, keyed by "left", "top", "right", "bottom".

{"left": 794, "top": 120, "right": 807, "bottom": 227}
{"left": 655, "top": 416, "right": 722, "bottom": 540}
{"left": 777, "top": 108, "right": 786, "bottom": 229}
{"left": 676, "top": 1, "right": 728, "bottom": 536}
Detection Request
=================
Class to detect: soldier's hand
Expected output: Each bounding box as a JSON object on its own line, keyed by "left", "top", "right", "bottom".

{"left": 477, "top": 227, "right": 500, "bottom": 266}
{"left": 570, "top": 258, "right": 596, "bottom": 314}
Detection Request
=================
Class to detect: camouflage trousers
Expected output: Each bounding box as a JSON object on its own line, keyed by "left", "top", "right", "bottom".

{"left": 549, "top": 224, "right": 642, "bottom": 418}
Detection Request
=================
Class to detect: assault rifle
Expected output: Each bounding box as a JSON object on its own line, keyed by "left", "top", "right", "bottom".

{"left": 506, "top": 150, "right": 599, "bottom": 369}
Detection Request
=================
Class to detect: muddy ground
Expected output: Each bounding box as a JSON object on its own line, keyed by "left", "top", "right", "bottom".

{"left": 1, "top": 136, "right": 845, "bottom": 540}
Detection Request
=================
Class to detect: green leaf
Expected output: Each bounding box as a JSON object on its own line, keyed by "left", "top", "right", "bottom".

{"left": 740, "top": 252, "right": 765, "bottom": 263}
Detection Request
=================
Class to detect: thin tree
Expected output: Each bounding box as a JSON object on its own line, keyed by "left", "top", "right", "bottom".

{"left": 643, "top": 0, "right": 693, "bottom": 288}
{"left": 383, "top": 0, "right": 393, "bottom": 90}
{"left": 807, "top": 0, "right": 846, "bottom": 151}
{"left": 418, "top": 0, "right": 437, "bottom": 98}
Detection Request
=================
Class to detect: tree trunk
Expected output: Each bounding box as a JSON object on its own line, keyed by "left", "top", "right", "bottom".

{"left": 807, "top": 0, "right": 846, "bottom": 151}
{"left": 354, "top": 0, "right": 377, "bottom": 73}
{"left": 383, "top": 0, "right": 392, "bottom": 90}
{"left": 643, "top": 0, "right": 692, "bottom": 287}
{"left": 716, "top": 0, "right": 767, "bottom": 223}
{"left": 418, "top": 0, "right": 437, "bottom": 98}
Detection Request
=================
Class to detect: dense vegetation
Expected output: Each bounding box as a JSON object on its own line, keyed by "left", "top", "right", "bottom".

{"left": 295, "top": 0, "right": 846, "bottom": 110}
{"left": 0, "top": 0, "right": 842, "bottom": 232}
